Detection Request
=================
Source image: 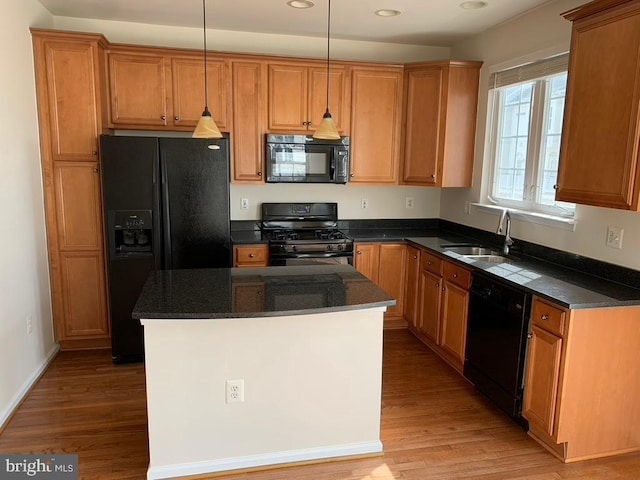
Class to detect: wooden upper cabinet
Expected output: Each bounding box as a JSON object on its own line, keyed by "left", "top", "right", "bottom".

{"left": 232, "top": 60, "right": 267, "bottom": 183}
{"left": 171, "top": 56, "right": 231, "bottom": 130}
{"left": 37, "top": 38, "right": 103, "bottom": 161}
{"left": 108, "top": 52, "right": 168, "bottom": 127}
{"left": 556, "top": 1, "right": 640, "bottom": 210}
{"left": 349, "top": 67, "right": 403, "bottom": 184}
{"left": 53, "top": 162, "right": 104, "bottom": 251}
{"left": 268, "top": 62, "right": 350, "bottom": 134}
{"left": 401, "top": 61, "right": 481, "bottom": 187}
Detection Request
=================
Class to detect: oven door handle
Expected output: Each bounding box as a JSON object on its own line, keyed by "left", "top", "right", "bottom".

{"left": 289, "top": 253, "right": 347, "bottom": 258}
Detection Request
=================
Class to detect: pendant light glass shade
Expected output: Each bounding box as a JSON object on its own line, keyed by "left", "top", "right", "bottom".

{"left": 313, "top": 0, "right": 340, "bottom": 140}
{"left": 193, "top": 0, "right": 223, "bottom": 139}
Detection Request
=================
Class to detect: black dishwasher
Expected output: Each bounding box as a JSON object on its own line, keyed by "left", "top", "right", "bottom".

{"left": 464, "top": 273, "right": 532, "bottom": 428}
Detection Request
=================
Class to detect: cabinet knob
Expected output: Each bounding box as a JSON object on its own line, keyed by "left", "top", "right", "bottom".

{"left": 431, "top": 174, "right": 436, "bottom": 179}
{"left": 161, "top": 115, "right": 166, "bottom": 121}
{"left": 427, "top": 261, "right": 433, "bottom": 265}
{"left": 527, "top": 333, "right": 533, "bottom": 339}
{"left": 413, "top": 255, "right": 417, "bottom": 259}
{"left": 257, "top": 171, "right": 262, "bottom": 177}
{"left": 553, "top": 184, "right": 559, "bottom": 190}
{"left": 174, "top": 116, "right": 179, "bottom": 121}
{"left": 357, "top": 251, "right": 362, "bottom": 255}
{"left": 453, "top": 273, "right": 458, "bottom": 278}
{"left": 350, "top": 173, "right": 354, "bottom": 177}
{"left": 540, "top": 314, "right": 549, "bottom": 320}
{"left": 249, "top": 253, "right": 254, "bottom": 258}
{"left": 442, "top": 287, "right": 446, "bottom": 292}
{"left": 92, "top": 151, "right": 97, "bottom": 156}
{"left": 93, "top": 167, "right": 99, "bottom": 173}
{"left": 435, "top": 283, "right": 439, "bottom": 288}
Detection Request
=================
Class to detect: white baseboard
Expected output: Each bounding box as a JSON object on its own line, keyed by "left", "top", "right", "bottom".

{"left": 146, "top": 440, "right": 383, "bottom": 480}
{"left": 0, "top": 343, "right": 59, "bottom": 430}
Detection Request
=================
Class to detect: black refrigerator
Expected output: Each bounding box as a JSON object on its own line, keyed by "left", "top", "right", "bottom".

{"left": 100, "top": 135, "right": 231, "bottom": 363}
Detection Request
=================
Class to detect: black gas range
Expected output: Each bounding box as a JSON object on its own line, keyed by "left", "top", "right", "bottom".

{"left": 261, "top": 203, "right": 354, "bottom": 266}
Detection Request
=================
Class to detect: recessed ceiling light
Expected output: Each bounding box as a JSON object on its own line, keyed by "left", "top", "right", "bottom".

{"left": 375, "top": 9, "right": 401, "bottom": 17}
{"left": 460, "top": 1, "right": 488, "bottom": 9}
{"left": 287, "top": 0, "right": 315, "bottom": 9}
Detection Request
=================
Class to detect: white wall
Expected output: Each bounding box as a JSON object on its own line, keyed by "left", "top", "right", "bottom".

{"left": 445, "top": 0, "right": 640, "bottom": 271}
{"left": 231, "top": 184, "right": 441, "bottom": 220}
{"left": 51, "top": 16, "right": 450, "bottom": 64}
{"left": 0, "top": 0, "right": 57, "bottom": 428}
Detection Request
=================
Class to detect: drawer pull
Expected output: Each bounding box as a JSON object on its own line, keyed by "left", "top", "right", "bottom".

{"left": 249, "top": 253, "right": 255, "bottom": 258}
{"left": 435, "top": 283, "right": 439, "bottom": 288}
{"left": 413, "top": 255, "right": 418, "bottom": 259}
{"left": 541, "top": 314, "right": 549, "bottom": 320}
{"left": 453, "top": 273, "right": 458, "bottom": 278}
{"left": 427, "top": 261, "right": 433, "bottom": 265}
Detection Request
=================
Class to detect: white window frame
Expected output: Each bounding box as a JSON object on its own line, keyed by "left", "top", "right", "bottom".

{"left": 485, "top": 54, "right": 575, "bottom": 218}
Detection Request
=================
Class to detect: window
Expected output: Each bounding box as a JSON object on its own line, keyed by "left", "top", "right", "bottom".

{"left": 487, "top": 54, "right": 574, "bottom": 216}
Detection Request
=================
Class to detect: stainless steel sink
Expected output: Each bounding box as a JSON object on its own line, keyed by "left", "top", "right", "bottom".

{"left": 465, "top": 254, "right": 511, "bottom": 264}
{"left": 442, "top": 246, "right": 501, "bottom": 256}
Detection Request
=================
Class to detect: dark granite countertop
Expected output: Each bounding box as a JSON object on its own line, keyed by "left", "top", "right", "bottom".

{"left": 342, "top": 228, "right": 439, "bottom": 242}
{"left": 132, "top": 265, "right": 396, "bottom": 319}
{"left": 407, "top": 236, "right": 640, "bottom": 309}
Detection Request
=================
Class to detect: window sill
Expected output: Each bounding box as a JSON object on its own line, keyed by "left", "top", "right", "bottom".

{"left": 471, "top": 203, "right": 576, "bottom": 231}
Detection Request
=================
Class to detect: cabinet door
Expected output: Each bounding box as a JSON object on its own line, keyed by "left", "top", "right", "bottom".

{"left": 439, "top": 280, "right": 469, "bottom": 366}
{"left": 523, "top": 325, "right": 563, "bottom": 436}
{"left": 403, "top": 67, "right": 442, "bottom": 185}
{"left": 59, "top": 251, "right": 109, "bottom": 338}
{"left": 171, "top": 57, "right": 230, "bottom": 129}
{"left": 354, "top": 243, "right": 379, "bottom": 284}
{"left": 42, "top": 40, "right": 100, "bottom": 161}
{"left": 404, "top": 246, "right": 421, "bottom": 329}
{"left": 556, "top": 5, "right": 640, "bottom": 210}
{"left": 53, "top": 162, "right": 104, "bottom": 251}
{"left": 377, "top": 244, "right": 406, "bottom": 319}
{"left": 108, "top": 52, "right": 168, "bottom": 126}
{"left": 418, "top": 269, "right": 441, "bottom": 343}
{"left": 350, "top": 68, "right": 403, "bottom": 183}
{"left": 233, "top": 284, "right": 264, "bottom": 313}
{"left": 308, "top": 65, "right": 350, "bottom": 134}
{"left": 268, "top": 63, "right": 308, "bottom": 131}
{"left": 232, "top": 61, "right": 266, "bottom": 182}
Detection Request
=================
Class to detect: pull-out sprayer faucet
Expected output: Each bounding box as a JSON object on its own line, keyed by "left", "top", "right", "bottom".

{"left": 496, "top": 209, "right": 514, "bottom": 255}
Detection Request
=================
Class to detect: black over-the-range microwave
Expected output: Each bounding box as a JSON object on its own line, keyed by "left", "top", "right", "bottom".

{"left": 265, "top": 134, "right": 350, "bottom": 184}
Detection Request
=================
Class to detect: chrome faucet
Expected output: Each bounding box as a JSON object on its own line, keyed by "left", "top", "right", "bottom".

{"left": 496, "top": 209, "right": 514, "bottom": 255}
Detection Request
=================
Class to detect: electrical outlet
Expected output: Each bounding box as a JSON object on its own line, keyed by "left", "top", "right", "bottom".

{"left": 361, "top": 198, "right": 368, "bottom": 209}
{"left": 464, "top": 201, "right": 471, "bottom": 215}
{"left": 240, "top": 198, "right": 249, "bottom": 210}
{"left": 226, "top": 379, "right": 244, "bottom": 403}
{"left": 26, "top": 315, "right": 33, "bottom": 335}
{"left": 606, "top": 226, "right": 623, "bottom": 249}
{"left": 405, "top": 197, "right": 414, "bottom": 209}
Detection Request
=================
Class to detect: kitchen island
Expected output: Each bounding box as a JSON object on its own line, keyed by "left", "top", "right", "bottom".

{"left": 132, "top": 265, "right": 395, "bottom": 480}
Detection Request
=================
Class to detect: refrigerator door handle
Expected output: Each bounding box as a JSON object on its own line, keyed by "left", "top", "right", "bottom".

{"left": 161, "top": 158, "right": 172, "bottom": 269}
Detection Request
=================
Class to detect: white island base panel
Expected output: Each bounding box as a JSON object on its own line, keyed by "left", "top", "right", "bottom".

{"left": 141, "top": 307, "right": 386, "bottom": 480}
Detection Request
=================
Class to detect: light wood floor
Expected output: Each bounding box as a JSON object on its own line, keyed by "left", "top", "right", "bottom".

{"left": 2, "top": 329, "right": 639, "bottom": 479}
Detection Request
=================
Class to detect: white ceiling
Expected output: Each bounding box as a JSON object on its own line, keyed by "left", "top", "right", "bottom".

{"left": 37, "top": 0, "right": 553, "bottom": 47}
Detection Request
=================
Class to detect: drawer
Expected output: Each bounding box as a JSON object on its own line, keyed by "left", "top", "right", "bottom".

{"left": 421, "top": 251, "right": 443, "bottom": 275}
{"left": 234, "top": 245, "right": 269, "bottom": 267}
{"left": 443, "top": 261, "right": 471, "bottom": 289}
{"left": 531, "top": 297, "right": 566, "bottom": 337}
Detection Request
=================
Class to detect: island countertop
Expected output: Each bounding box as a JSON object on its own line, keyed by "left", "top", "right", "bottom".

{"left": 132, "top": 265, "right": 396, "bottom": 319}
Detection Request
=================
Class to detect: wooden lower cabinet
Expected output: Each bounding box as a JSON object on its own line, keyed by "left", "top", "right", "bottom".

{"left": 410, "top": 248, "right": 471, "bottom": 373}
{"left": 233, "top": 245, "right": 269, "bottom": 267}
{"left": 403, "top": 246, "right": 421, "bottom": 329}
{"left": 523, "top": 297, "right": 640, "bottom": 462}
{"left": 354, "top": 242, "right": 406, "bottom": 328}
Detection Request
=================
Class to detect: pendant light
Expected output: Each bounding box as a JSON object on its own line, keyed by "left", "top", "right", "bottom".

{"left": 313, "top": 0, "right": 341, "bottom": 140}
{"left": 193, "top": 0, "right": 223, "bottom": 139}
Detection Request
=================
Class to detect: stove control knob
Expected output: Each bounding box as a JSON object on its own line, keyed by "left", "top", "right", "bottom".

{"left": 292, "top": 246, "right": 297, "bottom": 252}
{"left": 338, "top": 244, "right": 344, "bottom": 251}
{"left": 326, "top": 244, "right": 334, "bottom": 251}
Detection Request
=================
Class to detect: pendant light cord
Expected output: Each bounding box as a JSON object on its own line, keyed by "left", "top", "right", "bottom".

{"left": 325, "top": 0, "right": 331, "bottom": 112}
{"left": 202, "top": 0, "right": 209, "bottom": 110}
